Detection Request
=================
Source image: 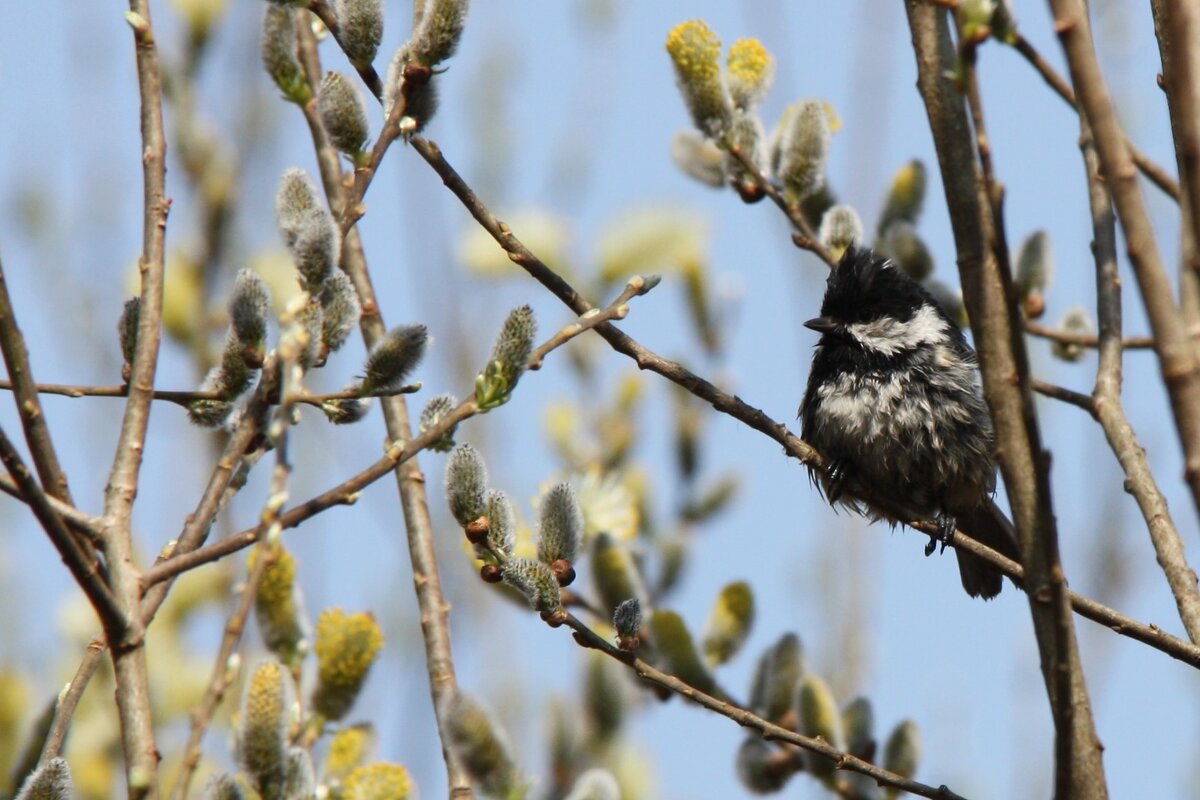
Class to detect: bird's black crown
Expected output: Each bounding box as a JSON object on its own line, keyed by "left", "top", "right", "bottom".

{"left": 819, "top": 247, "right": 942, "bottom": 326}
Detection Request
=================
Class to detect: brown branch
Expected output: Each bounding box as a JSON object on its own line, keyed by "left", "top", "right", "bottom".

{"left": 37, "top": 640, "right": 106, "bottom": 763}
{"left": 294, "top": 26, "right": 474, "bottom": 798}
{"left": 1049, "top": 0, "right": 1200, "bottom": 519}
{"left": 906, "top": 6, "right": 1107, "bottom": 796}
{"left": 1023, "top": 320, "right": 1158, "bottom": 350}
{"left": 1008, "top": 33, "right": 1180, "bottom": 200}
{"left": 1078, "top": 120, "right": 1200, "bottom": 643}
{"left": 0, "top": 474, "right": 104, "bottom": 543}
{"left": 561, "top": 614, "right": 967, "bottom": 800}
{"left": 0, "top": 380, "right": 421, "bottom": 408}
{"left": 1031, "top": 379, "right": 1096, "bottom": 413}
{"left": 527, "top": 276, "right": 658, "bottom": 370}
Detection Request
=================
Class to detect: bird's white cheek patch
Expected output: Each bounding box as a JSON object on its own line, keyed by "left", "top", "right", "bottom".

{"left": 847, "top": 304, "right": 949, "bottom": 355}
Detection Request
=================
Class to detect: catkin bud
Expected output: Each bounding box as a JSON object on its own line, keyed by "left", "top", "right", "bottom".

{"left": 476, "top": 305, "right": 536, "bottom": 410}
{"left": 312, "top": 609, "right": 384, "bottom": 721}
{"left": 445, "top": 443, "right": 488, "bottom": 526}
{"left": 583, "top": 652, "right": 625, "bottom": 743}
{"left": 536, "top": 482, "right": 583, "bottom": 566}
{"left": 187, "top": 396, "right": 234, "bottom": 428}
{"left": 250, "top": 545, "right": 306, "bottom": 667}
{"left": 735, "top": 737, "right": 794, "bottom": 794}
{"left": 203, "top": 774, "right": 246, "bottom": 800}
{"left": 590, "top": 532, "right": 649, "bottom": 618}
{"left": 239, "top": 661, "right": 292, "bottom": 798}
{"left": 1051, "top": 306, "right": 1094, "bottom": 363}
{"left": 411, "top": 0, "right": 470, "bottom": 67}
{"left": 322, "top": 388, "right": 372, "bottom": 425}
{"left": 842, "top": 697, "right": 875, "bottom": 760}
{"left": 217, "top": 332, "right": 254, "bottom": 397}
{"left": 796, "top": 674, "right": 842, "bottom": 778}
{"left": 701, "top": 581, "right": 755, "bottom": 666}
{"left": 612, "top": 598, "right": 642, "bottom": 645}
{"left": 922, "top": 279, "right": 968, "bottom": 328}
{"left": 261, "top": 7, "right": 310, "bottom": 104}
{"left": 230, "top": 269, "right": 270, "bottom": 355}
{"left": 502, "top": 557, "right": 562, "bottom": 613}
{"left": 881, "top": 221, "right": 934, "bottom": 282}
{"left": 295, "top": 301, "right": 325, "bottom": 369}
{"left": 276, "top": 169, "right": 338, "bottom": 290}
{"left": 775, "top": 100, "right": 831, "bottom": 202}
{"left": 665, "top": 20, "right": 731, "bottom": 137}
{"left": 818, "top": 204, "right": 863, "bottom": 262}
{"left": 361, "top": 324, "right": 428, "bottom": 393}
{"left": 275, "top": 168, "right": 321, "bottom": 235}
{"left": 318, "top": 72, "right": 370, "bottom": 159}
{"left": 447, "top": 692, "right": 521, "bottom": 798}
{"left": 325, "top": 724, "right": 377, "bottom": 783}
{"left": 726, "top": 38, "right": 774, "bottom": 111}
{"left": 14, "top": 757, "right": 73, "bottom": 800}
{"left": 1015, "top": 230, "right": 1053, "bottom": 296}
{"left": 419, "top": 393, "right": 458, "bottom": 452}
{"left": 883, "top": 719, "right": 921, "bottom": 785}
{"left": 670, "top": 129, "right": 726, "bottom": 188}
{"left": 320, "top": 271, "right": 362, "bottom": 353}
{"left": 749, "top": 632, "right": 805, "bottom": 722}
{"left": 118, "top": 296, "right": 140, "bottom": 368}
{"left": 723, "top": 111, "right": 769, "bottom": 203}
{"left": 342, "top": 763, "right": 412, "bottom": 800}
{"left": 485, "top": 490, "right": 515, "bottom": 558}
{"left": 282, "top": 747, "right": 316, "bottom": 800}
{"left": 877, "top": 160, "right": 927, "bottom": 235}
{"left": 563, "top": 768, "right": 621, "bottom": 800}
{"left": 649, "top": 610, "right": 719, "bottom": 696}
{"left": 337, "top": 0, "right": 384, "bottom": 68}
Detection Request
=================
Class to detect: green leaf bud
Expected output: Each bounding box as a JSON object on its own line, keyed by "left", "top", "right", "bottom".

{"left": 883, "top": 719, "right": 921, "bottom": 789}
{"left": 250, "top": 545, "right": 306, "bottom": 667}
{"left": 748, "top": 632, "right": 805, "bottom": 722}
{"left": 203, "top": 774, "right": 247, "bottom": 800}
{"left": 322, "top": 390, "right": 372, "bottom": 425}
{"left": 727, "top": 38, "right": 774, "bottom": 111}
{"left": 14, "top": 757, "right": 73, "bottom": 800}
{"left": 502, "top": 557, "right": 562, "bottom": 613}
{"left": 261, "top": 7, "right": 310, "bottom": 104}
{"left": 665, "top": 20, "right": 731, "bottom": 137}
{"left": 444, "top": 443, "right": 488, "bottom": 526}
{"left": 701, "top": 580, "right": 755, "bottom": 666}
{"left": 319, "top": 271, "right": 362, "bottom": 353}
{"left": 735, "top": 737, "right": 794, "bottom": 794}
{"left": 1015, "top": 229, "right": 1053, "bottom": 296}
{"left": 317, "top": 71, "right": 370, "bottom": 159}
{"left": 774, "top": 100, "right": 830, "bottom": 202}
{"left": 817, "top": 204, "right": 863, "bottom": 262}
{"left": 877, "top": 159, "right": 926, "bottom": 235}
{"left": 842, "top": 697, "right": 875, "bottom": 760}
{"left": 475, "top": 305, "right": 536, "bottom": 410}
{"left": 325, "top": 724, "right": 377, "bottom": 783}
{"left": 796, "top": 674, "right": 842, "bottom": 779}
{"left": 670, "top": 130, "right": 726, "bottom": 188}
{"left": 648, "top": 610, "right": 718, "bottom": 696}
{"left": 590, "top": 532, "right": 649, "bottom": 618}
{"left": 447, "top": 692, "right": 521, "bottom": 798}
{"left": 342, "top": 763, "right": 412, "bottom": 800}
{"left": 612, "top": 598, "right": 642, "bottom": 642}
{"left": 239, "top": 660, "right": 293, "bottom": 798}
{"left": 564, "top": 768, "right": 621, "bottom": 800}
{"left": 312, "top": 609, "right": 384, "bottom": 721}
{"left": 1051, "top": 306, "right": 1094, "bottom": 363}
{"left": 282, "top": 747, "right": 316, "bottom": 800}
{"left": 485, "top": 489, "right": 515, "bottom": 559}
{"left": 922, "top": 279, "right": 968, "bottom": 328}
{"left": 723, "top": 110, "right": 769, "bottom": 202}
{"left": 881, "top": 222, "right": 934, "bottom": 282}
{"left": 419, "top": 393, "right": 458, "bottom": 452}
{"left": 230, "top": 268, "right": 271, "bottom": 348}
{"left": 536, "top": 482, "right": 583, "bottom": 566}
{"left": 410, "top": 0, "right": 470, "bottom": 68}
{"left": 361, "top": 324, "right": 428, "bottom": 394}
{"left": 958, "top": 0, "right": 997, "bottom": 44}
{"left": 583, "top": 652, "right": 625, "bottom": 743}
{"left": 118, "top": 296, "right": 140, "bottom": 368}
{"left": 337, "top": 0, "right": 384, "bottom": 68}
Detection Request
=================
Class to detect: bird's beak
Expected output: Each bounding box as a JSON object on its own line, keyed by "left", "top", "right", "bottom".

{"left": 804, "top": 316, "right": 837, "bottom": 333}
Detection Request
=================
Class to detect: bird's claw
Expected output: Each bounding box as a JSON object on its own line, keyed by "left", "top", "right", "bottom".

{"left": 826, "top": 459, "right": 851, "bottom": 504}
{"left": 925, "top": 513, "right": 957, "bottom": 557}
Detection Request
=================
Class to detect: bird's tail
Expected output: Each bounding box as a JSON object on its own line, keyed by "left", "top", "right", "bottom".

{"left": 955, "top": 499, "right": 1021, "bottom": 600}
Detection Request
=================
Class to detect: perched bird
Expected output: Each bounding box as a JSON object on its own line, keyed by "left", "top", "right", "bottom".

{"left": 799, "top": 247, "right": 1020, "bottom": 598}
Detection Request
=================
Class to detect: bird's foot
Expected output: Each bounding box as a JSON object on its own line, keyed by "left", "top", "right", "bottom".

{"left": 924, "top": 513, "right": 958, "bottom": 557}
{"left": 826, "top": 459, "right": 852, "bottom": 504}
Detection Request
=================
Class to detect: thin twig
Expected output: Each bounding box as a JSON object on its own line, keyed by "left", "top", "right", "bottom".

{"left": 1031, "top": 379, "right": 1096, "bottom": 414}
{"left": 0, "top": 380, "right": 421, "bottom": 408}
{"left": 37, "top": 640, "right": 106, "bottom": 763}
{"left": 527, "top": 276, "right": 658, "bottom": 371}
{"left": 1023, "top": 320, "right": 1157, "bottom": 350}
{"left": 0, "top": 474, "right": 105, "bottom": 542}
{"left": 561, "top": 614, "right": 968, "bottom": 800}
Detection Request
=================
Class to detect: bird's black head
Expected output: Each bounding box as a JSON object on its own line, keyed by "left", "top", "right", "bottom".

{"left": 804, "top": 247, "right": 955, "bottom": 356}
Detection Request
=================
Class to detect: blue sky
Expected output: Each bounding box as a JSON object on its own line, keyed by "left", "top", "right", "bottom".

{"left": 1, "top": 1, "right": 1197, "bottom": 798}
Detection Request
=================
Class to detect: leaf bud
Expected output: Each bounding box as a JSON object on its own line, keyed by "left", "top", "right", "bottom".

{"left": 229, "top": 268, "right": 271, "bottom": 349}
{"left": 590, "top": 532, "right": 649, "bottom": 619}
{"left": 612, "top": 598, "right": 642, "bottom": 650}
{"left": 361, "top": 324, "right": 428, "bottom": 394}
{"left": 735, "top": 737, "right": 795, "bottom": 794}
{"left": 1015, "top": 230, "right": 1053, "bottom": 296}
{"left": 877, "top": 160, "right": 927, "bottom": 235}
{"left": 881, "top": 221, "right": 934, "bottom": 282}
{"left": 444, "top": 443, "right": 489, "bottom": 526}
{"left": 817, "top": 204, "right": 863, "bottom": 262}
{"left": 701, "top": 580, "right": 755, "bottom": 667}
{"left": 337, "top": 0, "right": 384, "bottom": 68}
{"left": 1051, "top": 306, "right": 1094, "bottom": 363}
{"left": 317, "top": 71, "right": 370, "bottom": 160}
{"left": 261, "top": 7, "right": 310, "bottom": 104}
{"left": 501, "top": 557, "right": 562, "bottom": 614}
{"left": 774, "top": 100, "right": 831, "bottom": 202}
{"left": 14, "top": 757, "right": 73, "bottom": 800}
{"left": 485, "top": 489, "right": 515, "bottom": 558}
{"left": 670, "top": 129, "right": 726, "bottom": 188}
{"left": 748, "top": 632, "right": 805, "bottom": 723}
{"left": 649, "top": 609, "right": 718, "bottom": 696}
{"left": 319, "top": 270, "right": 362, "bottom": 353}
{"left": 536, "top": 482, "right": 583, "bottom": 566}
{"left": 202, "top": 774, "right": 246, "bottom": 800}
{"left": 447, "top": 692, "right": 522, "bottom": 797}
{"left": 410, "top": 0, "right": 470, "bottom": 68}
{"left": 312, "top": 609, "right": 384, "bottom": 721}
{"left": 883, "top": 719, "right": 921, "bottom": 786}
{"left": 475, "top": 305, "right": 536, "bottom": 410}
{"left": 118, "top": 296, "right": 140, "bottom": 372}
{"left": 796, "top": 674, "right": 842, "bottom": 779}
{"left": 842, "top": 696, "right": 876, "bottom": 761}
{"left": 419, "top": 393, "right": 458, "bottom": 452}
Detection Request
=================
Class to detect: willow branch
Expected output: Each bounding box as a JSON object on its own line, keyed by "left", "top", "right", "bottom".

{"left": 0, "top": 380, "right": 420, "bottom": 408}
{"left": 1049, "top": 0, "right": 1200, "bottom": 518}
{"left": 1023, "top": 320, "right": 1158, "bottom": 350}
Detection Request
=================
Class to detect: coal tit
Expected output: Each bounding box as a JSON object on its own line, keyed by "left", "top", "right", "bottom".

{"left": 799, "top": 247, "right": 1019, "bottom": 599}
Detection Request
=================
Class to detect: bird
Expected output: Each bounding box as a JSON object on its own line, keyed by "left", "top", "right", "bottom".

{"left": 799, "top": 246, "right": 1020, "bottom": 599}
